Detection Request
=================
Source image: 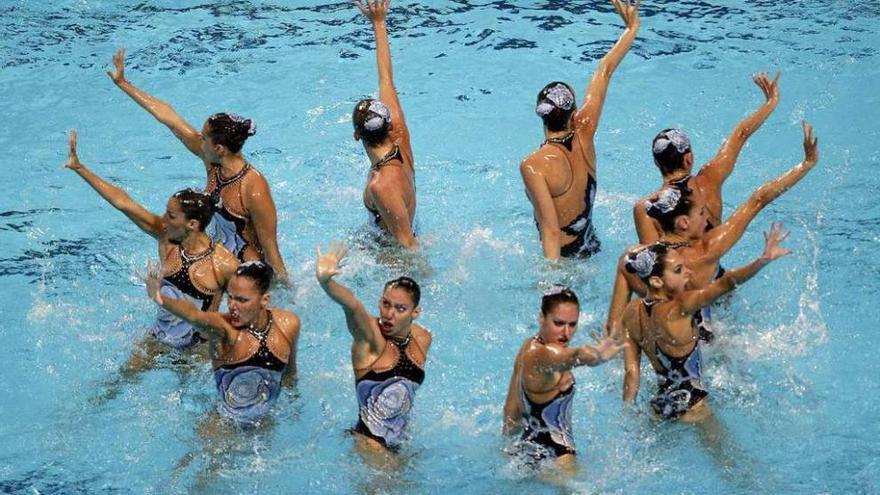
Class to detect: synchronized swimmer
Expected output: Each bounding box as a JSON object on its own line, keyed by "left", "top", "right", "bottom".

{"left": 64, "top": 0, "right": 822, "bottom": 477}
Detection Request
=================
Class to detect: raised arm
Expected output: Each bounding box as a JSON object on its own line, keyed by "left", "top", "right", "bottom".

{"left": 315, "top": 242, "right": 383, "bottom": 349}
{"left": 697, "top": 71, "right": 781, "bottom": 189}
{"left": 243, "top": 175, "right": 289, "bottom": 284}
{"left": 145, "top": 261, "right": 232, "bottom": 342}
{"left": 572, "top": 0, "right": 640, "bottom": 139}
{"left": 521, "top": 159, "right": 562, "bottom": 259}
{"left": 369, "top": 174, "right": 417, "bottom": 249}
{"left": 64, "top": 131, "right": 163, "bottom": 238}
{"left": 700, "top": 122, "right": 818, "bottom": 262}
{"left": 681, "top": 223, "right": 790, "bottom": 314}
{"left": 107, "top": 48, "right": 204, "bottom": 159}
{"left": 355, "top": 1, "right": 411, "bottom": 152}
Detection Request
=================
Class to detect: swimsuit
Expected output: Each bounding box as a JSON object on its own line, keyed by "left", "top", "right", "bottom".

{"left": 518, "top": 359, "right": 576, "bottom": 459}
{"left": 352, "top": 331, "right": 425, "bottom": 449}
{"left": 642, "top": 300, "right": 708, "bottom": 420}
{"left": 213, "top": 311, "right": 286, "bottom": 424}
{"left": 536, "top": 131, "right": 601, "bottom": 259}
{"left": 151, "top": 243, "right": 216, "bottom": 349}
{"left": 206, "top": 163, "right": 252, "bottom": 260}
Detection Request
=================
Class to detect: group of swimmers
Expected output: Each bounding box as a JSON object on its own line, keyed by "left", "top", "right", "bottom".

{"left": 64, "top": 0, "right": 820, "bottom": 470}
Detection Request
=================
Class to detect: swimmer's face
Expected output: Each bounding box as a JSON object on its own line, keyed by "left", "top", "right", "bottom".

{"left": 377, "top": 287, "right": 420, "bottom": 339}
{"left": 227, "top": 275, "right": 269, "bottom": 328}
{"left": 538, "top": 302, "right": 579, "bottom": 347}
{"left": 162, "top": 197, "right": 195, "bottom": 244}
{"left": 659, "top": 250, "right": 691, "bottom": 295}
{"left": 201, "top": 121, "right": 223, "bottom": 162}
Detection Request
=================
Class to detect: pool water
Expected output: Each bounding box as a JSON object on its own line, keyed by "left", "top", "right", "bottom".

{"left": 1, "top": 1, "right": 878, "bottom": 493}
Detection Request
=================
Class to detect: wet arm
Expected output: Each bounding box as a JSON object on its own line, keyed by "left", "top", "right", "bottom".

{"left": 71, "top": 165, "right": 163, "bottom": 238}
{"left": 702, "top": 130, "right": 817, "bottom": 262}
{"left": 621, "top": 309, "right": 641, "bottom": 402}
{"left": 156, "top": 296, "right": 232, "bottom": 343}
{"left": 108, "top": 49, "right": 203, "bottom": 158}
{"left": 521, "top": 161, "right": 561, "bottom": 259}
{"left": 573, "top": 0, "right": 640, "bottom": 138}
{"left": 606, "top": 255, "right": 636, "bottom": 335}
{"left": 245, "top": 177, "right": 289, "bottom": 284}
{"left": 318, "top": 278, "right": 381, "bottom": 345}
{"left": 502, "top": 357, "right": 524, "bottom": 436}
{"left": 698, "top": 72, "right": 780, "bottom": 188}
{"left": 368, "top": 5, "right": 411, "bottom": 149}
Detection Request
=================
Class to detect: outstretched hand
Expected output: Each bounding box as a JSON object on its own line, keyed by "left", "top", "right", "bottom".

{"left": 107, "top": 48, "right": 126, "bottom": 85}
{"left": 591, "top": 329, "right": 626, "bottom": 362}
{"left": 752, "top": 71, "right": 781, "bottom": 101}
{"left": 315, "top": 241, "right": 348, "bottom": 284}
{"left": 140, "top": 260, "right": 165, "bottom": 305}
{"left": 760, "top": 222, "right": 791, "bottom": 262}
{"left": 610, "top": 0, "right": 640, "bottom": 28}
{"left": 802, "top": 120, "right": 819, "bottom": 166}
{"left": 354, "top": 0, "right": 390, "bottom": 24}
{"left": 63, "top": 130, "right": 83, "bottom": 171}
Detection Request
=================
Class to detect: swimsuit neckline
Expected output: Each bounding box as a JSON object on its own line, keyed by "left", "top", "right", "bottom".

{"left": 179, "top": 240, "right": 214, "bottom": 264}
{"left": 246, "top": 310, "right": 273, "bottom": 339}
{"left": 216, "top": 162, "right": 251, "bottom": 185}
{"left": 543, "top": 130, "right": 575, "bottom": 147}
{"left": 370, "top": 144, "right": 402, "bottom": 171}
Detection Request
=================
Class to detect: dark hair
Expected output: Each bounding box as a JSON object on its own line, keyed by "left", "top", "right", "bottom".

{"left": 624, "top": 243, "right": 671, "bottom": 282}
{"left": 536, "top": 81, "right": 576, "bottom": 132}
{"left": 234, "top": 261, "right": 274, "bottom": 294}
{"left": 541, "top": 286, "right": 579, "bottom": 315}
{"left": 652, "top": 128, "right": 692, "bottom": 175}
{"left": 172, "top": 188, "right": 213, "bottom": 231}
{"left": 384, "top": 276, "right": 421, "bottom": 306}
{"left": 353, "top": 99, "right": 391, "bottom": 147}
{"left": 206, "top": 112, "right": 256, "bottom": 154}
{"left": 645, "top": 181, "right": 694, "bottom": 233}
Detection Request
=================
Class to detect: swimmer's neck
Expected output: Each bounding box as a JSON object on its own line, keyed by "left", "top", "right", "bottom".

{"left": 660, "top": 232, "right": 691, "bottom": 245}
{"left": 180, "top": 231, "right": 212, "bottom": 255}
{"left": 364, "top": 141, "right": 396, "bottom": 166}
{"left": 217, "top": 154, "right": 247, "bottom": 177}
{"left": 543, "top": 128, "right": 572, "bottom": 141}
{"left": 662, "top": 170, "right": 691, "bottom": 183}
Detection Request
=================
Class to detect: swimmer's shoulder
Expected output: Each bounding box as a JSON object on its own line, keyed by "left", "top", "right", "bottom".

{"left": 412, "top": 324, "right": 432, "bottom": 351}
{"left": 272, "top": 308, "right": 301, "bottom": 340}
{"left": 520, "top": 148, "right": 559, "bottom": 176}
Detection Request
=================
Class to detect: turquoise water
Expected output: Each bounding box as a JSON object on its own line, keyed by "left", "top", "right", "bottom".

{"left": 1, "top": 1, "right": 878, "bottom": 493}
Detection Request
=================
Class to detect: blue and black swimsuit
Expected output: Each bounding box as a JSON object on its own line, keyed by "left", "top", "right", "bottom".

{"left": 352, "top": 332, "right": 425, "bottom": 449}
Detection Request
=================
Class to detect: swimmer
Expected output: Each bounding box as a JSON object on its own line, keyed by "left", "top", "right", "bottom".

{"left": 502, "top": 288, "right": 623, "bottom": 472}
{"left": 107, "top": 48, "right": 289, "bottom": 284}
{"left": 634, "top": 71, "right": 781, "bottom": 244}
{"left": 352, "top": 1, "right": 417, "bottom": 249}
{"left": 607, "top": 122, "right": 818, "bottom": 341}
{"left": 620, "top": 227, "right": 790, "bottom": 421}
{"left": 64, "top": 130, "right": 238, "bottom": 375}
{"left": 521, "top": 0, "right": 639, "bottom": 260}
{"left": 315, "top": 241, "right": 431, "bottom": 453}
{"left": 145, "top": 260, "right": 300, "bottom": 424}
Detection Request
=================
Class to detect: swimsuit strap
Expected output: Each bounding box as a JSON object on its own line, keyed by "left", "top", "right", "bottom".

{"left": 542, "top": 130, "right": 575, "bottom": 148}
{"left": 215, "top": 162, "right": 252, "bottom": 188}
{"left": 246, "top": 310, "right": 274, "bottom": 349}
{"left": 179, "top": 240, "right": 215, "bottom": 267}
{"left": 541, "top": 131, "right": 577, "bottom": 198}
{"left": 370, "top": 144, "right": 402, "bottom": 171}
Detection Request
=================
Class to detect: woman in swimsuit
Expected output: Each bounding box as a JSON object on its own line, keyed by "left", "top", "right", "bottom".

{"left": 502, "top": 288, "right": 623, "bottom": 471}
{"left": 315, "top": 241, "right": 431, "bottom": 455}
{"left": 107, "top": 48, "right": 289, "bottom": 284}
{"left": 65, "top": 131, "right": 238, "bottom": 387}
{"left": 521, "top": 0, "right": 639, "bottom": 260}
{"left": 620, "top": 228, "right": 789, "bottom": 421}
{"left": 607, "top": 122, "right": 818, "bottom": 340}
{"left": 352, "top": 1, "right": 417, "bottom": 249}
{"left": 145, "top": 260, "right": 300, "bottom": 424}
{"left": 633, "top": 72, "right": 781, "bottom": 244}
